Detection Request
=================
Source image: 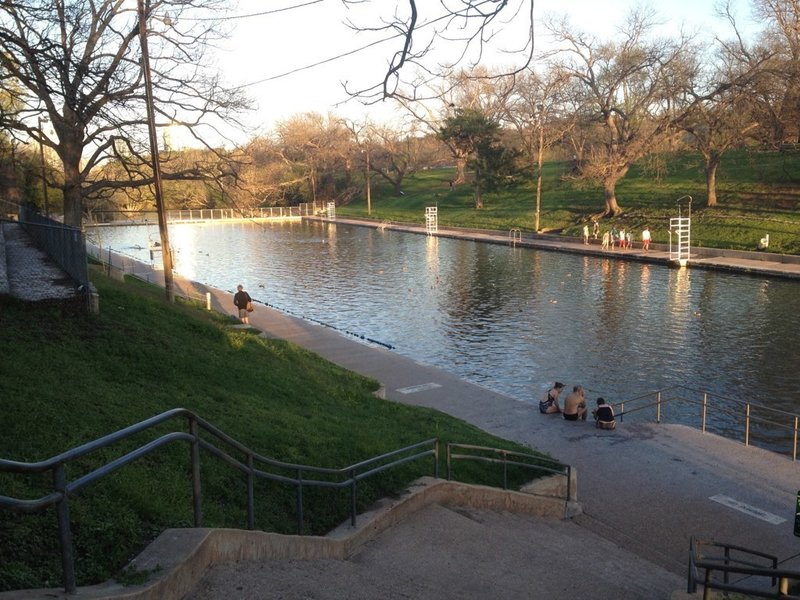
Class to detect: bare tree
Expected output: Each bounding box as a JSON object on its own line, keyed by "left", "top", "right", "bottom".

{"left": 235, "top": 136, "right": 307, "bottom": 207}
{"left": 504, "top": 67, "right": 573, "bottom": 230}
{"left": 680, "top": 22, "right": 766, "bottom": 207}
{"left": 548, "top": 7, "right": 696, "bottom": 216}
{"left": 750, "top": 0, "right": 800, "bottom": 144}
{"left": 391, "top": 66, "right": 514, "bottom": 185}
{"left": 0, "top": 0, "right": 250, "bottom": 228}
{"left": 347, "top": 123, "right": 422, "bottom": 199}
{"left": 342, "top": 0, "right": 535, "bottom": 103}
{"left": 276, "top": 112, "right": 353, "bottom": 204}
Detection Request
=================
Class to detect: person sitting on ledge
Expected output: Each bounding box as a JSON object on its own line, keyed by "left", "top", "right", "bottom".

{"left": 539, "top": 382, "right": 565, "bottom": 414}
{"left": 593, "top": 397, "right": 616, "bottom": 430}
{"left": 563, "top": 385, "right": 587, "bottom": 421}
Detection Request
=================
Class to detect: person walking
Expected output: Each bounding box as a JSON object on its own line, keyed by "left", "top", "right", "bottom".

{"left": 582, "top": 224, "right": 590, "bottom": 245}
{"left": 233, "top": 284, "right": 252, "bottom": 325}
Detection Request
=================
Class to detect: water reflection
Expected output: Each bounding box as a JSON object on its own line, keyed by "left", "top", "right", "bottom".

{"left": 90, "top": 221, "right": 800, "bottom": 427}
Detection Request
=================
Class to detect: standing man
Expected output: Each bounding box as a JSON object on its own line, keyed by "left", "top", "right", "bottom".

{"left": 642, "top": 226, "right": 651, "bottom": 251}
{"left": 233, "top": 284, "right": 252, "bottom": 325}
{"left": 582, "top": 224, "right": 590, "bottom": 245}
{"left": 592, "top": 219, "right": 599, "bottom": 240}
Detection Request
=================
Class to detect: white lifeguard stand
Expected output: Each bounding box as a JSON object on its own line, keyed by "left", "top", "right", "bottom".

{"left": 326, "top": 202, "right": 336, "bottom": 219}
{"left": 425, "top": 206, "right": 438, "bottom": 235}
{"left": 669, "top": 195, "right": 692, "bottom": 267}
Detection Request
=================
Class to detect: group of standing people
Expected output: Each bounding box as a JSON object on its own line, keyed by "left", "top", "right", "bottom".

{"left": 598, "top": 226, "right": 651, "bottom": 252}
{"left": 539, "top": 381, "right": 616, "bottom": 429}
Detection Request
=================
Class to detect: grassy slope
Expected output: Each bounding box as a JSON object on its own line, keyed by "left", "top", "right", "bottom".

{"left": 340, "top": 149, "right": 800, "bottom": 254}
{"left": 0, "top": 272, "right": 539, "bottom": 591}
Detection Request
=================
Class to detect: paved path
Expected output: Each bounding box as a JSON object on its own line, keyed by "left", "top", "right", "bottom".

{"left": 1, "top": 221, "right": 81, "bottom": 301}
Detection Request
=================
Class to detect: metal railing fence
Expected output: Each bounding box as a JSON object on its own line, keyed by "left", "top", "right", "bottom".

{"left": 0, "top": 408, "right": 438, "bottom": 594}
{"left": 19, "top": 205, "right": 89, "bottom": 289}
{"left": 614, "top": 385, "right": 800, "bottom": 460}
{"left": 688, "top": 537, "right": 800, "bottom": 599}
{"left": 85, "top": 242, "right": 212, "bottom": 308}
{"left": 84, "top": 204, "right": 320, "bottom": 226}
{"left": 446, "top": 443, "right": 572, "bottom": 502}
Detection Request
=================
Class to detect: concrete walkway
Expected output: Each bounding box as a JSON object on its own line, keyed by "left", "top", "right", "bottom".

{"left": 5, "top": 220, "right": 800, "bottom": 598}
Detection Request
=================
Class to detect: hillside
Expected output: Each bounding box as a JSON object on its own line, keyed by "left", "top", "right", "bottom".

{"left": 0, "top": 272, "right": 538, "bottom": 592}
{"left": 338, "top": 149, "right": 800, "bottom": 254}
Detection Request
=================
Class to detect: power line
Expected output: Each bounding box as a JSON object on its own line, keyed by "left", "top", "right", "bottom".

{"left": 235, "top": 31, "right": 401, "bottom": 89}
{"left": 232, "top": 9, "right": 454, "bottom": 89}
{"left": 190, "top": 0, "right": 326, "bottom": 21}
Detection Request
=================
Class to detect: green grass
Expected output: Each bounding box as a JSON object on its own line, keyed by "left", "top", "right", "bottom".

{"left": 0, "top": 271, "right": 544, "bottom": 592}
{"left": 340, "top": 149, "right": 800, "bottom": 254}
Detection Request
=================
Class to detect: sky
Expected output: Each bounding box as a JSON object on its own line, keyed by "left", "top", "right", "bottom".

{"left": 181, "top": 0, "right": 760, "bottom": 147}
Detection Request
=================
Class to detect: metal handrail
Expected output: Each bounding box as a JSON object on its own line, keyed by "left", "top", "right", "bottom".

{"left": 688, "top": 537, "right": 800, "bottom": 599}
{"left": 445, "top": 443, "right": 571, "bottom": 502}
{"left": 0, "top": 408, "right": 438, "bottom": 594}
{"left": 614, "top": 385, "right": 800, "bottom": 460}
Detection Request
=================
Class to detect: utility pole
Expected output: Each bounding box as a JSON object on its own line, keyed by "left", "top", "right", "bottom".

{"left": 38, "top": 116, "right": 50, "bottom": 218}
{"left": 138, "top": 0, "right": 175, "bottom": 302}
{"left": 535, "top": 104, "right": 544, "bottom": 233}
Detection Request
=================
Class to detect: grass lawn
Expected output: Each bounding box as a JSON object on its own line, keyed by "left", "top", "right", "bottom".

{"left": 0, "top": 271, "right": 545, "bottom": 592}
{"left": 338, "top": 149, "right": 800, "bottom": 254}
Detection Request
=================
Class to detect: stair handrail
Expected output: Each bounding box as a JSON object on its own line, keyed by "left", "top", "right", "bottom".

{"left": 0, "top": 408, "right": 439, "bottom": 594}
{"left": 688, "top": 536, "right": 800, "bottom": 599}
{"left": 446, "top": 443, "right": 572, "bottom": 501}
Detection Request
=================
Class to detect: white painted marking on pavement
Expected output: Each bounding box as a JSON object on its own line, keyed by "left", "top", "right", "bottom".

{"left": 710, "top": 494, "right": 786, "bottom": 525}
{"left": 397, "top": 382, "right": 442, "bottom": 395}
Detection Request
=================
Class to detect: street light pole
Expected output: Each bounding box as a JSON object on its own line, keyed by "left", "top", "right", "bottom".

{"left": 535, "top": 104, "right": 544, "bottom": 233}
{"left": 38, "top": 116, "right": 50, "bottom": 218}
{"left": 137, "top": 0, "right": 175, "bottom": 302}
{"left": 365, "top": 145, "right": 371, "bottom": 216}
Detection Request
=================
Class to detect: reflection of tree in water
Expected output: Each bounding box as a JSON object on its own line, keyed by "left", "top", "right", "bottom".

{"left": 595, "top": 259, "right": 627, "bottom": 337}
{"left": 439, "top": 243, "right": 524, "bottom": 329}
{"left": 745, "top": 280, "right": 800, "bottom": 413}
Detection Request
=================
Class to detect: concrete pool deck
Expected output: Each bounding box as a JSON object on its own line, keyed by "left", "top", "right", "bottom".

{"left": 321, "top": 216, "right": 800, "bottom": 280}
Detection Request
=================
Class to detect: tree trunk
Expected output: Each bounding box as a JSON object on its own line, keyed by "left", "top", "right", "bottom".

{"left": 535, "top": 124, "right": 544, "bottom": 232}
{"left": 61, "top": 153, "right": 83, "bottom": 229}
{"left": 602, "top": 178, "right": 622, "bottom": 217}
{"left": 454, "top": 157, "right": 467, "bottom": 184}
{"left": 705, "top": 154, "right": 720, "bottom": 207}
{"left": 474, "top": 164, "right": 483, "bottom": 209}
